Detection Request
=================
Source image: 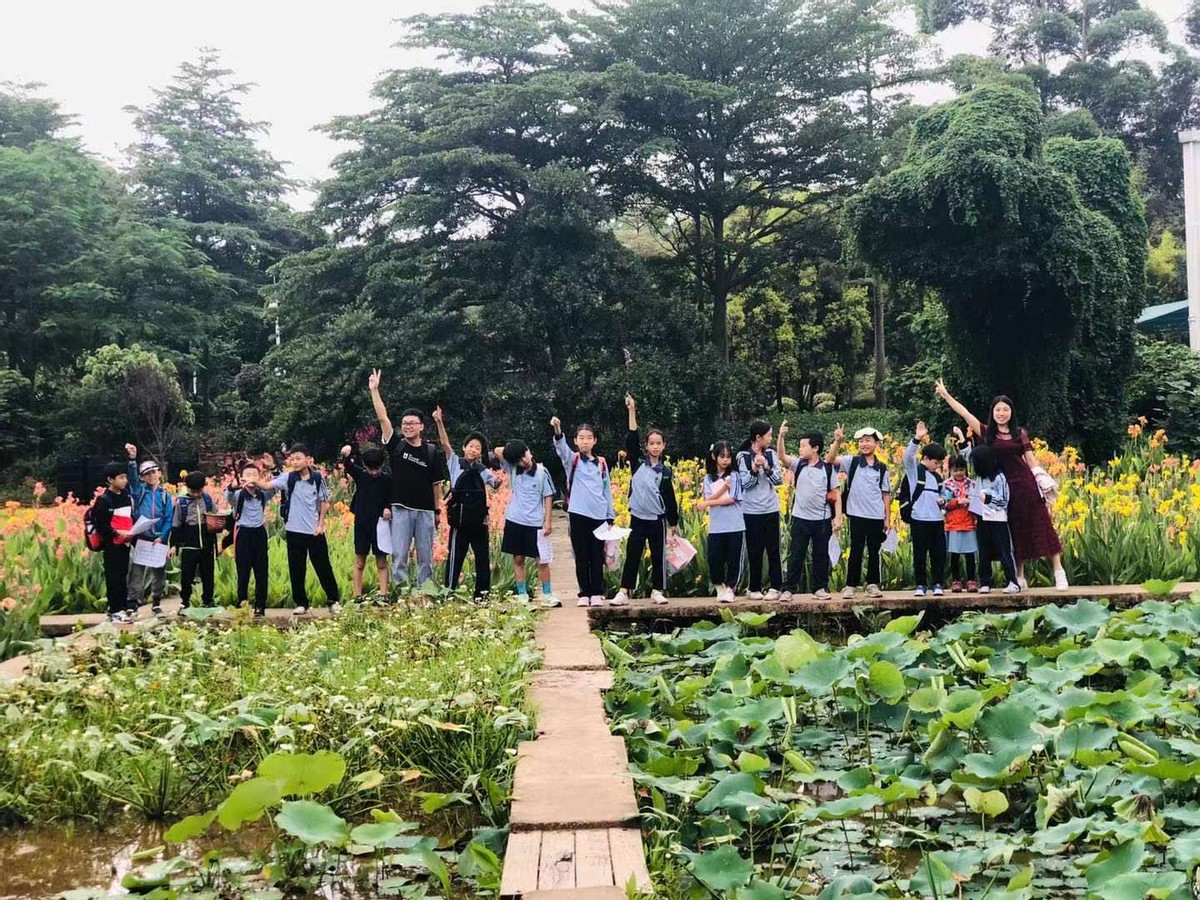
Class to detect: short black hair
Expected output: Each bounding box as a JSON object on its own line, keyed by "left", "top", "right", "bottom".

{"left": 464, "top": 431, "right": 488, "bottom": 452}
{"left": 503, "top": 439, "right": 530, "bottom": 467}
{"left": 921, "top": 442, "right": 947, "bottom": 461}
{"left": 103, "top": 461, "right": 125, "bottom": 480}
{"left": 949, "top": 454, "right": 968, "bottom": 471}
{"left": 361, "top": 448, "right": 385, "bottom": 469}
{"left": 799, "top": 431, "right": 824, "bottom": 454}
{"left": 185, "top": 471, "right": 207, "bottom": 491}
{"left": 287, "top": 443, "right": 310, "bottom": 457}
{"left": 970, "top": 444, "right": 1001, "bottom": 479}
{"left": 240, "top": 461, "right": 260, "bottom": 475}
{"left": 400, "top": 408, "right": 425, "bottom": 424}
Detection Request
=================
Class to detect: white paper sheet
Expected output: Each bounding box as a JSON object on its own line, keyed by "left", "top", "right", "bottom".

{"left": 376, "top": 518, "right": 393, "bottom": 555}
{"left": 593, "top": 523, "right": 632, "bottom": 541}
{"left": 828, "top": 532, "right": 842, "bottom": 568}
{"left": 131, "top": 540, "right": 168, "bottom": 568}
{"left": 128, "top": 516, "right": 158, "bottom": 537}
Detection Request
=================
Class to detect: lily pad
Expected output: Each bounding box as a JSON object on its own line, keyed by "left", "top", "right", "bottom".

{"left": 274, "top": 799, "right": 349, "bottom": 846}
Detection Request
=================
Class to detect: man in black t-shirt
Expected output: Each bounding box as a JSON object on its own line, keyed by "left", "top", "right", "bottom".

{"left": 369, "top": 369, "right": 448, "bottom": 587}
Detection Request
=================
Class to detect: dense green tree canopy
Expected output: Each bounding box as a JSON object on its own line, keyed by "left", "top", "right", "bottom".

{"left": 847, "top": 83, "right": 1145, "bottom": 457}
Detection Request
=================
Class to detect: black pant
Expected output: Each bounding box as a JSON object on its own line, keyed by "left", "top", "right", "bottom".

{"left": 621, "top": 516, "right": 667, "bottom": 594}
{"left": 180, "top": 545, "right": 216, "bottom": 607}
{"left": 104, "top": 544, "right": 130, "bottom": 615}
{"left": 569, "top": 512, "right": 608, "bottom": 598}
{"left": 743, "top": 512, "right": 782, "bottom": 592}
{"left": 707, "top": 531, "right": 744, "bottom": 589}
{"left": 235, "top": 525, "right": 270, "bottom": 612}
{"left": 910, "top": 520, "right": 946, "bottom": 587}
{"left": 978, "top": 521, "right": 1019, "bottom": 588}
{"left": 949, "top": 551, "right": 977, "bottom": 582}
{"left": 447, "top": 522, "right": 491, "bottom": 597}
{"left": 285, "top": 531, "right": 341, "bottom": 608}
{"left": 846, "top": 516, "right": 885, "bottom": 587}
{"left": 785, "top": 518, "right": 832, "bottom": 594}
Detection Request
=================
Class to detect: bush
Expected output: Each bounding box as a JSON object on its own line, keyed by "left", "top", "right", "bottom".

{"left": 1128, "top": 336, "right": 1200, "bottom": 454}
{"left": 813, "top": 392, "right": 836, "bottom": 412}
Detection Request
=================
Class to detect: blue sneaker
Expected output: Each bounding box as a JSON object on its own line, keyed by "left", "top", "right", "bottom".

{"left": 914, "top": 586, "right": 927, "bottom": 597}
{"left": 932, "top": 585, "right": 944, "bottom": 596}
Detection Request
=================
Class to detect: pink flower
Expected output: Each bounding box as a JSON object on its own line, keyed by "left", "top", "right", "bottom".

{"left": 0, "top": 598, "right": 16, "bottom": 613}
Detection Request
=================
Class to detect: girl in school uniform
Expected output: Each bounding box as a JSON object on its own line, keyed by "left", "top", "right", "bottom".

{"left": 613, "top": 394, "right": 679, "bottom": 607}
{"left": 551, "top": 416, "right": 615, "bottom": 607}
{"left": 493, "top": 440, "right": 560, "bottom": 607}
{"left": 965, "top": 443, "right": 1021, "bottom": 594}
{"left": 737, "top": 420, "right": 784, "bottom": 600}
{"left": 697, "top": 441, "right": 745, "bottom": 603}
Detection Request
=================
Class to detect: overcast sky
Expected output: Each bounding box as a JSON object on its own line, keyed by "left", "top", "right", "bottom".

{"left": 2, "top": 0, "right": 1190, "bottom": 209}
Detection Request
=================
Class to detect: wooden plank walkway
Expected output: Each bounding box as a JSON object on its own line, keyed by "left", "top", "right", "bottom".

{"left": 500, "top": 511, "right": 652, "bottom": 898}
{"left": 587, "top": 581, "right": 1200, "bottom": 628}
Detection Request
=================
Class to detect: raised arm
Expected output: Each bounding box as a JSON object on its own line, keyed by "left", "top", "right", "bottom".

{"left": 550, "top": 416, "right": 572, "bottom": 467}
{"left": 432, "top": 405, "right": 453, "bottom": 460}
{"left": 935, "top": 379, "right": 983, "bottom": 436}
{"left": 624, "top": 395, "right": 642, "bottom": 466}
{"left": 825, "top": 424, "right": 844, "bottom": 466}
{"left": 368, "top": 369, "right": 393, "bottom": 443}
{"left": 776, "top": 420, "right": 797, "bottom": 471}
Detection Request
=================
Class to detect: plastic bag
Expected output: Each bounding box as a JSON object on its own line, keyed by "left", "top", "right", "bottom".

{"left": 376, "top": 518, "right": 394, "bottom": 555}
{"left": 881, "top": 528, "right": 899, "bottom": 554}
{"left": 604, "top": 539, "right": 621, "bottom": 571}
{"left": 666, "top": 536, "right": 698, "bottom": 575}
{"left": 828, "top": 532, "right": 842, "bottom": 569}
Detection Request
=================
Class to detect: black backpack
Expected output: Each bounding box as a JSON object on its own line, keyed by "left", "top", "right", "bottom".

{"left": 843, "top": 455, "right": 888, "bottom": 505}
{"left": 281, "top": 470, "right": 324, "bottom": 523}
{"left": 447, "top": 464, "right": 488, "bottom": 529}
{"left": 898, "top": 471, "right": 939, "bottom": 524}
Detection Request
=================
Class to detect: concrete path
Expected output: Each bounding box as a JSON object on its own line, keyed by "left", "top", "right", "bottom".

{"left": 500, "top": 512, "right": 652, "bottom": 898}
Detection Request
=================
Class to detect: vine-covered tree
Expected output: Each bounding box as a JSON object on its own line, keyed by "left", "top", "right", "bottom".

{"left": 847, "top": 83, "right": 1145, "bottom": 458}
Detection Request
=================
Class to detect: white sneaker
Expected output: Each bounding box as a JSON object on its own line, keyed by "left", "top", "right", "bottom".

{"left": 1054, "top": 569, "right": 1069, "bottom": 591}
{"left": 590, "top": 595, "right": 606, "bottom": 607}
{"left": 814, "top": 589, "right": 831, "bottom": 600}
{"left": 717, "top": 586, "right": 734, "bottom": 604}
{"left": 842, "top": 585, "right": 856, "bottom": 599}
{"left": 608, "top": 593, "right": 629, "bottom": 607}
{"left": 330, "top": 602, "right": 342, "bottom": 615}
{"left": 866, "top": 584, "right": 883, "bottom": 598}
{"left": 1003, "top": 582, "right": 1021, "bottom": 593}
{"left": 576, "top": 596, "right": 590, "bottom": 607}
{"left": 780, "top": 590, "right": 794, "bottom": 602}
{"left": 914, "top": 586, "right": 927, "bottom": 597}
{"left": 978, "top": 585, "right": 991, "bottom": 594}
{"left": 650, "top": 590, "right": 668, "bottom": 605}
{"left": 109, "top": 611, "right": 130, "bottom": 624}
{"left": 764, "top": 589, "right": 780, "bottom": 601}
{"left": 293, "top": 606, "right": 307, "bottom": 616}
{"left": 541, "top": 594, "right": 562, "bottom": 608}
{"left": 747, "top": 590, "right": 764, "bottom": 601}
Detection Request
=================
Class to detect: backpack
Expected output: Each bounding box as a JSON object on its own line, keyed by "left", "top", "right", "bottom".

{"left": 792, "top": 460, "right": 837, "bottom": 515}
{"left": 843, "top": 455, "right": 887, "bottom": 507}
{"left": 898, "top": 471, "right": 940, "bottom": 524}
{"left": 83, "top": 505, "right": 105, "bottom": 551}
{"left": 282, "top": 470, "right": 324, "bottom": 523}
{"left": 234, "top": 487, "right": 262, "bottom": 521}
{"left": 447, "top": 464, "right": 489, "bottom": 529}
{"left": 564, "top": 452, "right": 609, "bottom": 511}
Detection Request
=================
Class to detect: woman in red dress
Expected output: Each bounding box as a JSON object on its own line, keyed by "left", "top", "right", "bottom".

{"left": 934, "top": 380, "right": 1068, "bottom": 591}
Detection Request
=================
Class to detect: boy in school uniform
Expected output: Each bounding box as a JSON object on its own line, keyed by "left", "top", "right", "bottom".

{"left": 433, "top": 407, "right": 500, "bottom": 599}
{"left": 340, "top": 444, "right": 394, "bottom": 600}
{"left": 826, "top": 426, "right": 891, "bottom": 599}
{"left": 737, "top": 420, "right": 785, "bottom": 600}
{"left": 123, "top": 443, "right": 174, "bottom": 616}
{"left": 904, "top": 422, "right": 949, "bottom": 597}
{"left": 257, "top": 444, "right": 340, "bottom": 614}
{"left": 93, "top": 462, "right": 134, "bottom": 622}
{"left": 171, "top": 471, "right": 220, "bottom": 609}
{"left": 226, "top": 461, "right": 274, "bottom": 616}
{"left": 493, "top": 440, "right": 559, "bottom": 607}
{"left": 551, "top": 416, "right": 615, "bottom": 607}
{"left": 776, "top": 423, "right": 842, "bottom": 601}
